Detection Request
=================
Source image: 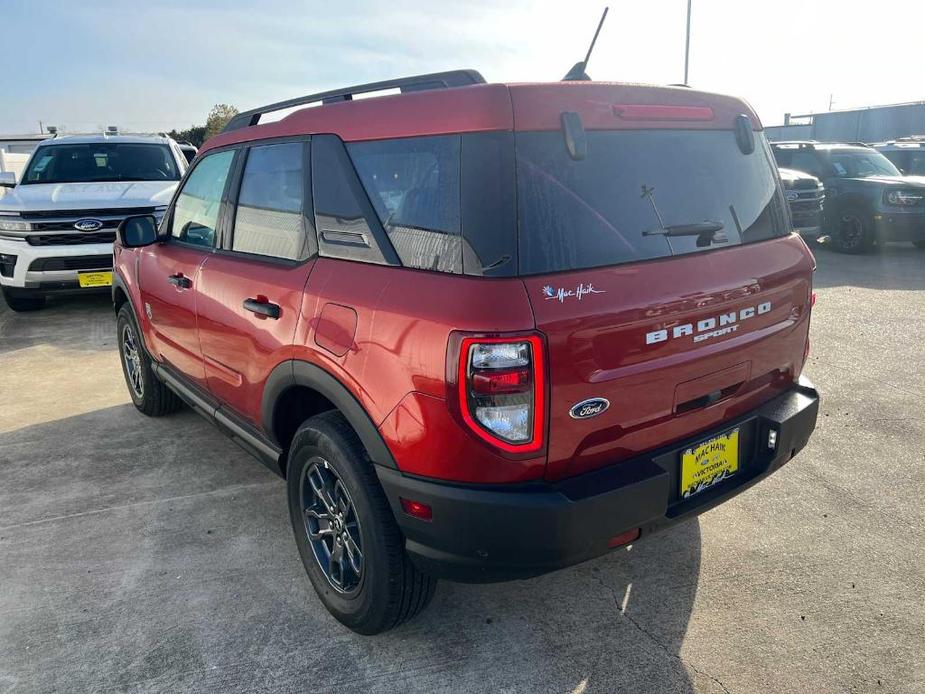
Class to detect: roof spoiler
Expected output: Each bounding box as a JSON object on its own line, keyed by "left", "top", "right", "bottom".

{"left": 222, "top": 69, "right": 486, "bottom": 133}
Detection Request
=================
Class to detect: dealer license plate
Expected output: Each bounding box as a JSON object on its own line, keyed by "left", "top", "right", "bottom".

{"left": 680, "top": 428, "right": 739, "bottom": 499}
{"left": 77, "top": 271, "right": 112, "bottom": 288}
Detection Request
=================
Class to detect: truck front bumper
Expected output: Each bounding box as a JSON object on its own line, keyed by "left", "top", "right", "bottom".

{"left": 873, "top": 211, "right": 925, "bottom": 242}
{"left": 377, "top": 376, "right": 819, "bottom": 583}
{"left": 0, "top": 237, "right": 113, "bottom": 295}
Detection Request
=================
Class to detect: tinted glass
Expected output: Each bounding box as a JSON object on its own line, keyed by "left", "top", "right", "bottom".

{"left": 23, "top": 143, "right": 180, "bottom": 184}
{"left": 827, "top": 149, "right": 901, "bottom": 178}
{"left": 170, "top": 149, "right": 235, "bottom": 248}
{"left": 516, "top": 130, "right": 789, "bottom": 275}
{"left": 348, "top": 136, "right": 461, "bottom": 273}
{"left": 232, "top": 143, "right": 308, "bottom": 260}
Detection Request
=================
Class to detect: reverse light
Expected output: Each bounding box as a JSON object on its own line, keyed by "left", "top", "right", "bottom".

{"left": 884, "top": 189, "right": 924, "bottom": 206}
{"left": 458, "top": 335, "right": 545, "bottom": 453}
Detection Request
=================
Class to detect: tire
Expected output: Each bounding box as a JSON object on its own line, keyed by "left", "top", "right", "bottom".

{"left": 1, "top": 287, "right": 45, "bottom": 312}
{"left": 830, "top": 207, "right": 874, "bottom": 254}
{"left": 116, "top": 304, "right": 182, "bottom": 416}
{"left": 287, "top": 411, "right": 436, "bottom": 634}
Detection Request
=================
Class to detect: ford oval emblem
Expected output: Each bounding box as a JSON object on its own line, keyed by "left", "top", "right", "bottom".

{"left": 569, "top": 397, "right": 610, "bottom": 419}
{"left": 74, "top": 218, "right": 103, "bottom": 232}
{"left": 785, "top": 191, "right": 799, "bottom": 202}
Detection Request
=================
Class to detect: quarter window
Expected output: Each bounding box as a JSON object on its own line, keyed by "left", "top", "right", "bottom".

{"left": 348, "top": 136, "right": 462, "bottom": 273}
{"left": 231, "top": 143, "right": 309, "bottom": 261}
{"left": 170, "top": 149, "right": 235, "bottom": 248}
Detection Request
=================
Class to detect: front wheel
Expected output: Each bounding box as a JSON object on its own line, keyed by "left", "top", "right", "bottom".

{"left": 1, "top": 287, "right": 45, "bottom": 312}
{"left": 116, "top": 305, "right": 182, "bottom": 416}
{"left": 830, "top": 208, "right": 874, "bottom": 253}
{"left": 287, "top": 411, "right": 436, "bottom": 634}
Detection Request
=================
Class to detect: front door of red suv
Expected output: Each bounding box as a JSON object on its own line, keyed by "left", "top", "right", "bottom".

{"left": 140, "top": 149, "right": 236, "bottom": 386}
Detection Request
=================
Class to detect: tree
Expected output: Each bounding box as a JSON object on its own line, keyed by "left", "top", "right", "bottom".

{"left": 166, "top": 125, "right": 207, "bottom": 148}
{"left": 204, "top": 104, "right": 239, "bottom": 140}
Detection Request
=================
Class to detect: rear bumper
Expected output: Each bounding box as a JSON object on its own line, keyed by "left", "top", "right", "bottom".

{"left": 377, "top": 375, "right": 819, "bottom": 583}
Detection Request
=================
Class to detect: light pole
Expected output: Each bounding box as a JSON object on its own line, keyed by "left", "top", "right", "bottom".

{"left": 684, "top": 0, "right": 692, "bottom": 85}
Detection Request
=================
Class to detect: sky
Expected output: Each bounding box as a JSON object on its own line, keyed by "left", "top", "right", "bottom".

{"left": 2, "top": 0, "right": 924, "bottom": 135}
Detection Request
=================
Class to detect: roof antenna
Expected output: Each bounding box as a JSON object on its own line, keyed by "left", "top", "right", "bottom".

{"left": 563, "top": 7, "right": 609, "bottom": 81}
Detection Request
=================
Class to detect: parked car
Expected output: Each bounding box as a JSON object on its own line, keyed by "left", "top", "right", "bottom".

{"left": 177, "top": 142, "right": 198, "bottom": 164}
{"left": 112, "top": 70, "right": 820, "bottom": 634}
{"left": 870, "top": 138, "right": 925, "bottom": 176}
{"left": 778, "top": 167, "right": 824, "bottom": 239}
{"left": 0, "top": 133, "right": 187, "bottom": 311}
{"left": 771, "top": 141, "right": 925, "bottom": 252}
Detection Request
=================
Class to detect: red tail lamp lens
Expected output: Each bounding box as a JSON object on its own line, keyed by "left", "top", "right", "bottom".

{"left": 470, "top": 368, "right": 531, "bottom": 395}
{"left": 400, "top": 498, "right": 433, "bottom": 522}
{"left": 608, "top": 528, "right": 641, "bottom": 548}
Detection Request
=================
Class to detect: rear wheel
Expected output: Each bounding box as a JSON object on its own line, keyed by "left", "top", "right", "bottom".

{"left": 831, "top": 208, "right": 874, "bottom": 253}
{"left": 1, "top": 287, "right": 45, "bottom": 312}
{"left": 287, "top": 411, "right": 436, "bottom": 634}
{"left": 116, "top": 304, "right": 182, "bottom": 416}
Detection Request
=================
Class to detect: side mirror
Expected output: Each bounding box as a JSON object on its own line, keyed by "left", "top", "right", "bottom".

{"left": 118, "top": 215, "right": 159, "bottom": 248}
{"left": 0, "top": 172, "right": 16, "bottom": 188}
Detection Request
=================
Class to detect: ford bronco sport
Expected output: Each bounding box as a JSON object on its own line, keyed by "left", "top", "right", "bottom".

{"left": 0, "top": 133, "right": 186, "bottom": 311}
{"left": 771, "top": 141, "right": 925, "bottom": 252}
{"left": 112, "top": 70, "right": 820, "bottom": 634}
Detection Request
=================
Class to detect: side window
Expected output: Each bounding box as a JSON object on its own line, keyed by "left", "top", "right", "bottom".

{"left": 231, "top": 142, "right": 309, "bottom": 261}
{"left": 348, "top": 135, "right": 461, "bottom": 273}
{"left": 170, "top": 150, "right": 235, "bottom": 248}
{"left": 312, "top": 135, "right": 397, "bottom": 266}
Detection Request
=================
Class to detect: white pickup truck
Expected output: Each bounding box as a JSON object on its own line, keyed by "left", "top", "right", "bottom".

{"left": 0, "top": 133, "right": 187, "bottom": 311}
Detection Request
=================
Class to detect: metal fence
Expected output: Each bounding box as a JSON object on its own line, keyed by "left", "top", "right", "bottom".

{"left": 765, "top": 101, "right": 925, "bottom": 143}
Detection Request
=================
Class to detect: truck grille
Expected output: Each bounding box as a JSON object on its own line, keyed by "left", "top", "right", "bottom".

{"left": 28, "top": 255, "right": 112, "bottom": 272}
{"left": 18, "top": 207, "right": 156, "bottom": 246}
{"left": 27, "top": 231, "right": 117, "bottom": 246}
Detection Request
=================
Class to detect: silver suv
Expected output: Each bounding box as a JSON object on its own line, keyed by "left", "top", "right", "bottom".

{"left": 0, "top": 132, "right": 187, "bottom": 311}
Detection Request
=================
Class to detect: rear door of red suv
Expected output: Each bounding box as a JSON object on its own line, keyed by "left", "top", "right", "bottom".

{"left": 509, "top": 86, "right": 814, "bottom": 482}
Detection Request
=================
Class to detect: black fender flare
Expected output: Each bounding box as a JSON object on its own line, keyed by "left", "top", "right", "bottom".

{"left": 112, "top": 270, "right": 154, "bottom": 356}
{"left": 262, "top": 360, "right": 398, "bottom": 469}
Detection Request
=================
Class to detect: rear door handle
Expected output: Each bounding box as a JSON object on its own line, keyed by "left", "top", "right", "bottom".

{"left": 167, "top": 273, "right": 192, "bottom": 289}
{"left": 243, "top": 297, "right": 281, "bottom": 319}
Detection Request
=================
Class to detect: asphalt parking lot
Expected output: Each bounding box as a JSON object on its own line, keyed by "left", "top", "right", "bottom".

{"left": 0, "top": 243, "right": 923, "bottom": 694}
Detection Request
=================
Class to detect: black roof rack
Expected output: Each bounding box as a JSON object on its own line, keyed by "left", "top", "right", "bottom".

{"left": 222, "top": 69, "right": 486, "bottom": 133}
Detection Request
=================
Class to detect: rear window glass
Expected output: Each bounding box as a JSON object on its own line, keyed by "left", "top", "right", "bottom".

{"left": 516, "top": 130, "right": 789, "bottom": 275}
{"left": 348, "top": 136, "right": 462, "bottom": 273}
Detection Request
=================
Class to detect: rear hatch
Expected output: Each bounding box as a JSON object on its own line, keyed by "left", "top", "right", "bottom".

{"left": 510, "top": 87, "right": 815, "bottom": 481}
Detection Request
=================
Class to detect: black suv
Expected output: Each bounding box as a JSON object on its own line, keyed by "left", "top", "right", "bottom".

{"left": 771, "top": 141, "right": 925, "bottom": 252}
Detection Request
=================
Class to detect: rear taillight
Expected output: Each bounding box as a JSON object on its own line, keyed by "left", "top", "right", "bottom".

{"left": 457, "top": 335, "right": 545, "bottom": 453}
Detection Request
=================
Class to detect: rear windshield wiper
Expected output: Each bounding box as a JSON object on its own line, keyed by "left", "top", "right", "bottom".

{"left": 642, "top": 221, "right": 725, "bottom": 238}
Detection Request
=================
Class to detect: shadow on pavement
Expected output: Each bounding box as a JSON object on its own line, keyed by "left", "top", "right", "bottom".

{"left": 0, "top": 404, "right": 702, "bottom": 693}
{"left": 0, "top": 292, "right": 115, "bottom": 355}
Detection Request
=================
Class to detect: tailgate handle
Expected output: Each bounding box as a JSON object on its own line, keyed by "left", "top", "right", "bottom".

{"left": 676, "top": 382, "right": 743, "bottom": 414}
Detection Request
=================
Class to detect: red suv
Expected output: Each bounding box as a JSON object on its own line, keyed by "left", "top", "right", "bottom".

{"left": 112, "top": 70, "right": 819, "bottom": 634}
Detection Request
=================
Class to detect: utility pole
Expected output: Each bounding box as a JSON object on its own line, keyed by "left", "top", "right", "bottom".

{"left": 38, "top": 121, "right": 44, "bottom": 134}
{"left": 684, "top": 0, "right": 692, "bottom": 85}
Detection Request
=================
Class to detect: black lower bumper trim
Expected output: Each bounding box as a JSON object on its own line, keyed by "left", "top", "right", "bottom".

{"left": 377, "top": 376, "right": 820, "bottom": 583}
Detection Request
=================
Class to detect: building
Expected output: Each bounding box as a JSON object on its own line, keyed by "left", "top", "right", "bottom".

{"left": 0, "top": 134, "right": 50, "bottom": 179}
{"left": 765, "top": 101, "right": 925, "bottom": 143}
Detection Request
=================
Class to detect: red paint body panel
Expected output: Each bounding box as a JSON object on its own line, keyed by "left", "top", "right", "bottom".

{"left": 138, "top": 243, "right": 209, "bottom": 385}
{"left": 522, "top": 234, "right": 813, "bottom": 481}
{"left": 195, "top": 254, "right": 313, "bottom": 425}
